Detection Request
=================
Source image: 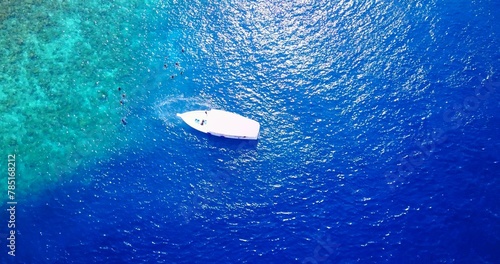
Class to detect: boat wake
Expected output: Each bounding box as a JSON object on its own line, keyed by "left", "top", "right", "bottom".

{"left": 154, "top": 96, "right": 214, "bottom": 130}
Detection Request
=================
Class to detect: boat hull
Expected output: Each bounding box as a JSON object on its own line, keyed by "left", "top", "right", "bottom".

{"left": 176, "top": 110, "right": 260, "bottom": 140}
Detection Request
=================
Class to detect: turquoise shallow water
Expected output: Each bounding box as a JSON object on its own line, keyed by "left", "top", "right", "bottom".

{"left": 1, "top": 0, "right": 159, "bottom": 195}
{"left": 1, "top": 0, "right": 500, "bottom": 263}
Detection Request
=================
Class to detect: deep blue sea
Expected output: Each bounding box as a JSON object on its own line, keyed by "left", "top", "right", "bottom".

{"left": 1, "top": 0, "right": 499, "bottom": 263}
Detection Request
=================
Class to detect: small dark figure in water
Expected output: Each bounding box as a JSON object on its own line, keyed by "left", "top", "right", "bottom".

{"left": 122, "top": 94, "right": 126, "bottom": 98}
{"left": 181, "top": 48, "right": 185, "bottom": 53}
{"left": 163, "top": 64, "right": 167, "bottom": 69}
{"left": 120, "top": 100, "right": 124, "bottom": 105}
{"left": 175, "top": 62, "right": 179, "bottom": 66}
{"left": 180, "top": 71, "right": 184, "bottom": 75}
{"left": 121, "top": 118, "right": 127, "bottom": 125}
{"left": 171, "top": 75, "right": 175, "bottom": 79}
{"left": 118, "top": 87, "right": 121, "bottom": 91}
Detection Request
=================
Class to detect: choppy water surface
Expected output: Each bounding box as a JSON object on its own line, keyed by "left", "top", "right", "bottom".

{"left": 1, "top": 0, "right": 499, "bottom": 263}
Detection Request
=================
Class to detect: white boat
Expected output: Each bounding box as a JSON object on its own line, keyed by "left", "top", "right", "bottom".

{"left": 176, "top": 109, "right": 260, "bottom": 140}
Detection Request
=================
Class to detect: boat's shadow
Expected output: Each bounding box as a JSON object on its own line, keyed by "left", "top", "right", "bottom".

{"left": 180, "top": 126, "right": 259, "bottom": 150}
{"left": 205, "top": 134, "right": 259, "bottom": 150}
